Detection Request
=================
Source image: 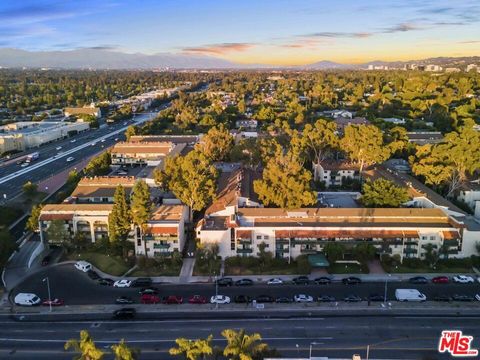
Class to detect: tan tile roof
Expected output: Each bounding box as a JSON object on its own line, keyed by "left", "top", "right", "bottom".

{"left": 275, "top": 229, "right": 419, "bottom": 239}
{"left": 71, "top": 177, "right": 136, "bottom": 198}
{"left": 64, "top": 107, "right": 99, "bottom": 116}
{"left": 319, "top": 161, "right": 359, "bottom": 171}
{"left": 111, "top": 141, "right": 173, "bottom": 155}
{"left": 41, "top": 204, "right": 114, "bottom": 212}
{"left": 145, "top": 226, "right": 178, "bottom": 235}
{"left": 150, "top": 205, "right": 185, "bottom": 222}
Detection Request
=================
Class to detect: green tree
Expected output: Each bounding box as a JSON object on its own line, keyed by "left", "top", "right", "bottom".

{"left": 124, "top": 125, "right": 137, "bottom": 141}
{"left": 361, "top": 178, "right": 410, "bottom": 208}
{"left": 169, "top": 336, "right": 213, "bottom": 360}
{"left": 323, "top": 242, "right": 346, "bottom": 263}
{"left": 254, "top": 150, "right": 316, "bottom": 209}
{"left": 85, "top": 152, "right": 111, "bottom": 176}
{"left": 156, "top": 150, "right": 218, "bottom": 219}
{"left": 423, "top": 243, "right": 439, "bottom": 268}
{"left": 46, "top": 219, "right": 69, "bottom": 244}
{"left": 64, "top": 330, "right": 104, "bottom": 360}
{"left": 108, "top": 185, "right": 131, "bottom": 243}
{"left": 340, "top": 124, "right": 391, "bottom": 173}
{"left": 197, "top": 124, "right": 234, "bottom": 162}
{"left": 22, "top": 181, "right": 38, "bottom": 199}
{"left": 222, "top": 329, "right": 268, "bottom": 360}
{"left": 130, "top": 180, "right": 151, "bottom": 257}
{"left": 0, "top": 230, "right": 17, "bottom": 270}
{"left": 26, "top": 204, "right": 43, "bottom": 232}
{"left": 352, "top": 242, "right": 376, "bottom": 262}
{"left": 301, "top": 119, "right": 338, "bottom": 165}
{"left": 111, "top": 339, "right": 139, "bottom": 360}
{"left": 67, "top": 169, "right": 81, "bottom": 184}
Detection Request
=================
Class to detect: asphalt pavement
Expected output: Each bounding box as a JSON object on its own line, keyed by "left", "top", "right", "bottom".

{"left": 0, "top": 315, "right": 478, "bottom": 359}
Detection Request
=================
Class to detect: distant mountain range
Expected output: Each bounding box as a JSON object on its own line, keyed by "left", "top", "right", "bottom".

{"left": 0, "top": 48, "right": 478, "bottom": 70}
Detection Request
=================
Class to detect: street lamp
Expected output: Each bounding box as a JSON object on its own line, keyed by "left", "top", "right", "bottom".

{"left": 214, "top": 272, "right": 218, "bottom": 309}
{"left": 384, "top": 274, "right": 392, "bottom": 306}
{"left": 309, "top": 342, "right": 320, "bottom": 359}
{"left": 43, "top": 277, "right": 52, "bottom": 312}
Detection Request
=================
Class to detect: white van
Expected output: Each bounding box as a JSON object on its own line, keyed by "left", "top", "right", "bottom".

{"left": 14, "top": 293, "right": 41, "bottom": 306}
{"left": 395, "top": 289, "right": 427, "bottom": 302}
{"left": 74, "top": 260, "right": 92, "bottom": 272}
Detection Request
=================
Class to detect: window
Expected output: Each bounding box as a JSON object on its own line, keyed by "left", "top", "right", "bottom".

{"left": 263, "top": 235, "right": 269, "bottom": 240}
{"left": 421, "top": 236, "right": 427, "bottom": 240}
{"left": 429, "top": 236, "right": 436, "bottom": 241}
{"left": 256, "top": 235, "right": 262, "bottom": 240}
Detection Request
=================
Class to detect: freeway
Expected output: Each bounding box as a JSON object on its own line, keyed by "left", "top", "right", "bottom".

{"left": 0, "top": 316, "right": 478, "bottom": 359}
{"left": 11, "top": 264, "right": 480, "bottom": 305}
{"left": 0, "top": 109, "right": 163, "bottom": 202}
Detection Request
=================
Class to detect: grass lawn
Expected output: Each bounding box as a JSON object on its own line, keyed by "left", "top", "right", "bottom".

{"left": 328, "top": 263, "right": 369, "bottom": 274}
{"left": 65, "top": 252, "right": 130, "bottom": 276}
{"left": 224, "top": 256, "right": 311, "bottom": 275}
{"left": 130, "top": 263, "right": 181, "bottom": 277}
{"left": 192, "top": 259, "right": 221, "bottom": 276}
{"left": 382, "top": 258, "right": 477, "bottom": 274}
{"left": 387, "top": 265, "right": 472, "bottom": 273}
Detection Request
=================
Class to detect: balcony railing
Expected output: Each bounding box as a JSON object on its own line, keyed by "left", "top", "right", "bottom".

{"left": 300, "top": 248, "right": 317, "bottom": 254}
{"left": 236, "top": 248, "right": 253, "bottom": 254}
{"left": 153, "top": 243, "right": 171, "bottom": 249}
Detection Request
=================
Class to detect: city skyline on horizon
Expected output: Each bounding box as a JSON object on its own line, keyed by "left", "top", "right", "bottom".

{"left": 0, "top": 0, "right": 479, "bottom": 66}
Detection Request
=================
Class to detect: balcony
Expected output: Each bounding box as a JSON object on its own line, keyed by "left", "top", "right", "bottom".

{"left": 404, "top": 241, "right": 418, "bottom": 246}
{"left": 443, "top": 239, "right": 459, "bottom": 247}
{"left": 236, "top": 248, "right": 253, "bottom": 254}
{"left": 300, "top": 248, "right": 317, "bottom": 254}
{"left": 145, "top": 235, "right": 178, "bottom": 241}
{"left": 275, "top": 247, "right": 289, "bottom": 253}
{"left": 153, "top": 243, "right": 171, "bottom": 249}
{"left": 404, "top": 248, "right": 417, "bottom": 254}
{"left": 237, "top": 239, "right": 252, "bottom": 244}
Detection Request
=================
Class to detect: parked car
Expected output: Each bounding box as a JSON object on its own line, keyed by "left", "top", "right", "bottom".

{"left": 66, "top": 156, "right": 75, "bottom": 162}
{"left": 113, "top": 279, "right": 132, "bottom": 288}
{"left": 342, "top": 277, "right": 361, "bottom": 285}
{"left": 452, "top": 294, "right": 474, "bottom": 302}
{"left": 210, "top": 295, "right": 230, "bottom": 304}
{"left": 409, "top": 276, "right": 428, "bottom": 284}
{"left": 98, "top": 278, "right": 114, "bottom": 286}
{"left": 41, "top": 255, "right": 51, "bottom": 266}
{"left": 267, "top": 278, "right": 283, "bottom": 285}
{"left": 433, "top": 294, "right": 452, "bottom": 302}
{"left": 314, "top": 277, "right": 332, "bottom": 285}
{"left": 42, "top": 298, "right": 64, "bottom": 306}
{"left": 87, "top": 270, "right": 100, "bottom": 280}
{"left": 113, "top": 308, "right": 136, "bottom": 320}
{"left": 453, "top": 275, "right": 475, "bottom": 284}
{"left": 275, "top": 297, "right": 293, "bottom": 303}
{"left": 317, "top": 295, "right": 336, "bottom": 302}
{"left": 74, "top": 261, "right": 92, "bottom": 272}
{"left": 475, "top": 294, "right": 480, "bottom": 301}
{"left": 132, "top": 278, "right": 152, "bottom": 287}
{"left": 432, "top": 276, "right": 449, "bottom": 284}
{"left": 368, "top": 294, "right": 385, "bottom": 302}
{"left": 14, "top": 293, "right": 41, "bottom": 306}
{"left": 139, "top": 288, "right": 159, "bottom": 295}
{"left": 115, "top": 296, "right": 134, "bottom": 305}
{"left": 294, "top": 294, "right": 314, "bottom": 303}
{"left": 235, "top": 278, "right": 254, "bottom": 286}
{"left": 188, "top": 295, "right": 207, "bottom": 304}
{"left": 344, "top": 294, "right": 362, "bottom": 302}
{"left": 216, "top": 277, "right": 233, "bottom": 287}
{"left": 255, "top": 295, "right": 275, "bottom": 303}
{"left": 55, "top": 146, "right": 62, "bottom": 151}
{"left": 234, "top": 295, "right": 251, "bottom": 303}
{"left": 141, "top": 294, "right": 160, "bottom": 304}
{"left": 292, "top": 276, "right": 310, "bottom": 285}
{"left": 163, "top": 296, "right": 183, "bottom": 304}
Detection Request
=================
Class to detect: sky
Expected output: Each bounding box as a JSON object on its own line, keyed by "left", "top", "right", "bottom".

{"left": 0, "top": 0, "right": 479, "bottom": 65}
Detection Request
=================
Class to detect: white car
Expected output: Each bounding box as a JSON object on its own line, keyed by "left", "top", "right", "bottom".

{"left": 475, "top": 294, "right": 480, "bottom": 301}
{"left": 66, "top": 157, "right": 75, "bottom": 162}
{"left": 21, "top": 162, "right": 29, "bottom": 167}
{"left": 453, "top": 275, "right": 475, "bottom": 284}
{"left": 70, "top": 139, "right": 76, "bottom": 143}
{"left": 210, "top": 295, "right": 230, "bottom": 304}
{"left": 113, "top": 279, "right": 132, "bottom": 288}
{"left": 14, "top": 293, "right": 41, "bottom": 306}
{"left": 74, "top": 261, "right": 92, "bottom": 272}
{"left": 294, "top": 294, "right": 314, "bottom": 303}
{"left": 267, "top": 278, "right": 284, "bottom": 285}
{"left": 56, "top": 146, "right": 62, "bottom": 150}
{"left": 101, "top": 139, "right": 106, "bottom": 143}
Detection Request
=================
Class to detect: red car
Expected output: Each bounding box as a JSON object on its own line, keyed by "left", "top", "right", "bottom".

{"left": 188, "top": 295, "right": 207, "bottom": 304}
{"left": 163, "top": 295, "right": 183, "bottom": 304}
{"left": 42, "top": 298, "right": 64, "bottom": 306}
{"left": 432, "top": 276, "right": 449, "bottom": 284}
{"left": 140, "top": 294, "right": 160, "bottom": 304}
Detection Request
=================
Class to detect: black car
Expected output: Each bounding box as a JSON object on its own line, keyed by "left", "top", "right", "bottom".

{"left": 314, "top": 277, "right": 331, "bottom": 285}
{"left": 216, "top": 277, "right": 233, "bottom": 287}
{"left": 344, "top": 294, "right": 362, "bottom": 302}
{"left": 98, "top": 278, "right": 114, "bottom": 286}
{"left": 292, "top": 276, "right": 310, "bottom": 285}
{"left": 342, "top": 277, "right": 361, "bottom": 285}
{"left": 409, "top": 276, "right": 428, "bottom": 284}
{"left": 452, "top": 294, "right": 474, "bottom": 302}
{"left": 115, "top": 296, "right": 134, "bottom": 305}
{"left": 87, "top": 270, "right": 100, "bottom": 280}
{"left": 41, "top": 255, "right": 51, "bottom": 266}
{"left": 235, "top": 278, "right": 254, "bottom": 286}
{"left": 113, "top": 308, "right": 136, "bottom": 320}
{"left": 433, "top": 294, "right": 452, "bottom": 302}
{"left": 255, "top": 295, "right": 275, "bottom": 303}
{"left": 139, "top": 287, "right": 159, "bottom": 295}
{"left": 234, "top": 295, "right": 252, "bottom": 303}
{"left": 132, "top": 277, "right": 152, "bottom": 287}
{"left": 317, "top": 295, "right": 336, "bottom": 302}
{"left": 275, "top": 297, "right": 293, "bottom": 303}
{"left": 368, "top": 294, "right": 385, "bottom": 302}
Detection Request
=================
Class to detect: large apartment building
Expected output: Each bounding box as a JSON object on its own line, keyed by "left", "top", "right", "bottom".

{"left": 70, "top": 176, "right": 136, "bottom": 203}
{"left": 110, "top": 141, "right": 185, "bottom": 166}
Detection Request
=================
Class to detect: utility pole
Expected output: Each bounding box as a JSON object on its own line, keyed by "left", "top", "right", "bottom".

{"left": 43, "top": 277, "right": 52, "bottom": 312}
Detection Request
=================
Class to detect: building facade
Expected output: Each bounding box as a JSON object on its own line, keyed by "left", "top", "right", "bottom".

{"left": 70, "top": 176, "right": 136, "bottom": 203}
{"left": 313, "top": 161, "right": 360, "bottom": 187}
{"left": 110, "top": 141, "right": 183, "bottom": 166}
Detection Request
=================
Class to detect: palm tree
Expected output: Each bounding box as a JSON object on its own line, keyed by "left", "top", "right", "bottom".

{"left": 169, "top": 336, "right": 213, "bottom": 360}
{"left": 221, "top": 329, "right": 268, "bottom": 360}
{"left": 111, "top": 339, "right": 139, "bottom": 360}
{"left": 64, "top": 330, "right": 104, "bottom": 360}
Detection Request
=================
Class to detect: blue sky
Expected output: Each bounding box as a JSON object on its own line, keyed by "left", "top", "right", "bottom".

{"left": 0, "top": 0, "right": 479, "bottom": 64}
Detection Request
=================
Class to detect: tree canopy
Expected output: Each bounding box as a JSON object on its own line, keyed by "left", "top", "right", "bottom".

{"left": 196, "top": 123, "right": 233, "bottom": 162}
{"left": 361, "top": 178, "right": 410, "bottom": 207}
{"left": 108, "top": 185, "right": 131, "bottom": 243}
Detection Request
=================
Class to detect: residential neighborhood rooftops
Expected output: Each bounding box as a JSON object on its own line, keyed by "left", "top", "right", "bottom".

{"left": 70, "top": 176, "right": 136, "bottom": 199}
{"left": 110, "top": 141, "right": 174, "bottom": 154}
{"left": 150, "top": 205, "right": 186, "bottom": 222}
{"left": 128, "top": 135, "right": 201, "bottom": 144}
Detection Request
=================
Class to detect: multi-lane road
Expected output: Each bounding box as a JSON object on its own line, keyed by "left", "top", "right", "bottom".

{"left": 0, "top": 315, "right": 478, "bottom": 359}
